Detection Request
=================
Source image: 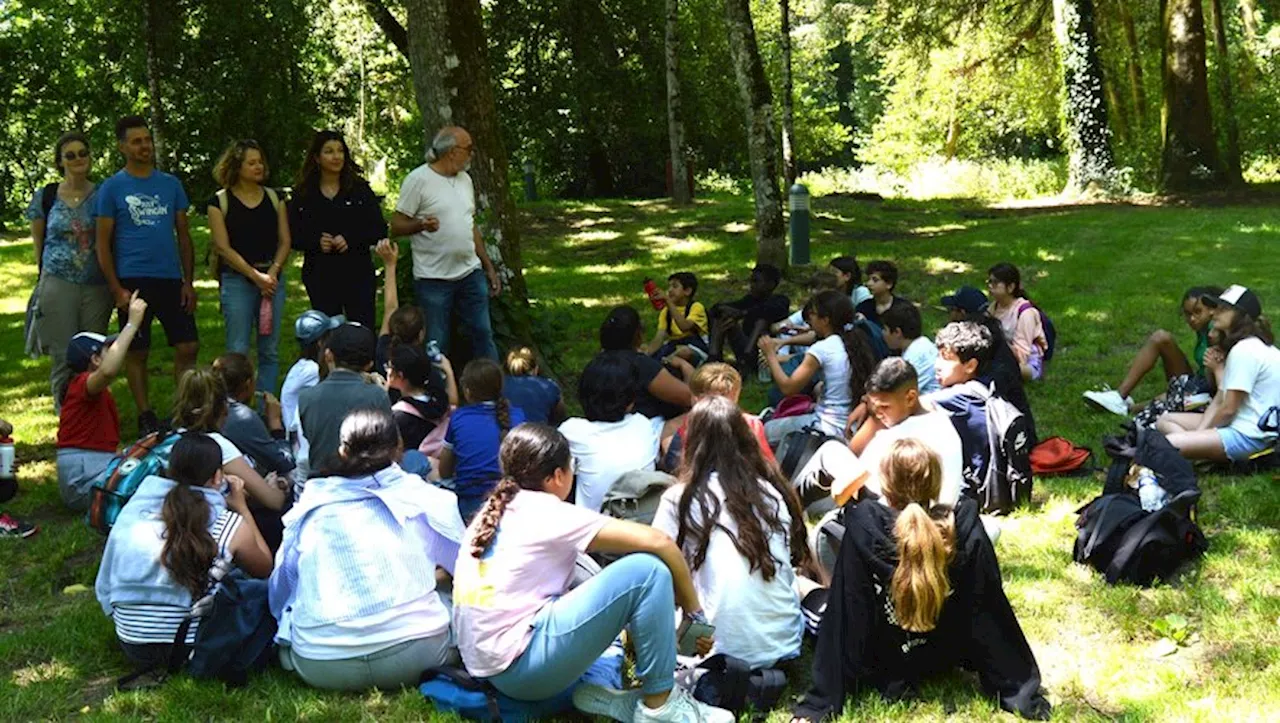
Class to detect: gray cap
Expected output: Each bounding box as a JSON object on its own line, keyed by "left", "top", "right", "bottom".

{"left": 295, "top": 310, "right": 345, "bottom": 345}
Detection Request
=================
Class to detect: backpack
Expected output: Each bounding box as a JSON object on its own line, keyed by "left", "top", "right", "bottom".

{"left": 599, "top": 469, "right": 675, "bottom": 526}
{"left": 1030, "top": 436, "right": 1093, "bottom": 476}
{"left": 676, "top": 654, "right": 788, "bottom": 720}
{"left": 206, "top": 187, "right": 282, "bottom": 280}
{"left": 1017, "top": 300, "right": 1056, "bottom": 363}
{"left": 392, "top": 399, "right": 452, "bottom": 458}
{"left": 976, "top": 385, "right": 1034, "bottom": 514}
{"left": 420, "top": 645, "right": 623, "bottom": 722}
{"left": 24, "top": 183, "right": 60, "bottom": 359}
{"left": 86, "top": 431, "right": 182, "bottom": 534}
{"left": 1074, "top": 489, "right": 1207, "bottom": 586}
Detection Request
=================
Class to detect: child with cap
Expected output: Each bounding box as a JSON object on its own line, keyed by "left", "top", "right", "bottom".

{"left": 280, "top": 309, "right": 344, "bottom": 482}
{"left": 1156, "top": 285, "right": 1280, "bottom": 462}
{"left": 55, "top": 292, "right": 148, "bottom": 510}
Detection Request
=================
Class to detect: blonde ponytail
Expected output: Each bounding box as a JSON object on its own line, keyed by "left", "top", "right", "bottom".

{"left": 880, "top": 437, "right": 956, "bottom": 633}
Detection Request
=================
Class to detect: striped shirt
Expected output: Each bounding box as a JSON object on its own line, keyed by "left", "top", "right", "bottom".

{"left": 111, "top": 510, "right": 243, "bottom": 645}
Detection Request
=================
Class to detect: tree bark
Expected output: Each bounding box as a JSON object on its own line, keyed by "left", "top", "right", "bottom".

{"left": 361, "top": 0, "right": 409, "bottom": 57}
{"left": 143, "top": 0, "right": 169, "bottom": 170}
{"left": 1160, "top": 0, "right": 1223, "bottom": 191}
{"left": 404, "top": 0, "right": 534, "bottom": 350}
{"left": 1117, "top": 0, "right": 1146, "bottom": 122}
{"left": 1052, "top": 0, "right": 1117, "bottom": 194}
{"left": 831, "top": 40, "right": 857, "bottom": 165}
{"left": 1208, "top": 0, "right": 1243, "bottom": 183}
{"left": 723, "top": 0, "right": 786, "bottom": 269}
{"left": 665, "top": 0, "right": 692, "bottom": 205}
{"left": 780, "top": 0, "right": 798, "bottom": 189}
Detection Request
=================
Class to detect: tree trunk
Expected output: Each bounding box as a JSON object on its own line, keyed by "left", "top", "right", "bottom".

{"left": 780, "top": 0, "right": 798, "bottom": 188}
{"left": 831, "top": 40, "right": 857, "bottom": 165}
{"left": 665, "top": 0, "right": 692, "bottom": 205}
{"left": 404, "top": 0, "right": 535, "bottom": 351}
{"left": 1160, "top": 0, "right": 1223, "bottom": 191}
{"left": 143, "top": 0, "right": 169, "bottom": 170}
{"left": 1208, "top": 0, "right": 1243, "bottom": 183}
{"left": 1118, "top": 0, "right": 1146, "bottom": 122}
{"left": 1052, "top": 0, "right": 1117, "bottom": 194}
{"left": 1106, "top": 76, "right": 1130, "bottom": 143}
{"left": 723, "top": 0, "right": 786, "bottom": 269}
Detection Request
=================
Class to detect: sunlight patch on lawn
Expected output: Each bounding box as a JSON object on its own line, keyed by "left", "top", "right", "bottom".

{"left": 569, "top": 216, "right": 616, "bottom": 229}
{"left": 911, "top": 223, "right": 967, "bottom": 235}
{"left": 12, "top": 659, "right": 74, "bottom": 687}
{"left": 1036, "top": 249, "right": 1065, "bottom": 262}
{"left": 720, "top": 221, "right": 752, "bottom": 233}
{"left": 566, "top": 229, "right": 623, "bottom": 244}
{"left": 1085, "top": 310, "right": 1110, "bottom": 322}
{"left": 921, "top": 256, "right": 972, "bottom": 275}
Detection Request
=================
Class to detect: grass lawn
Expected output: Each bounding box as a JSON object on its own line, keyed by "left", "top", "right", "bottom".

{"left": 1, "top": 192, "right": 1278, "bottom": 721}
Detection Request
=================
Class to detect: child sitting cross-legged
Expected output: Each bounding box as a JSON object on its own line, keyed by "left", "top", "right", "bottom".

{"left": 437, "top": 358, "right": 526, "bottom": 521}
{"left": 661, "top": 362, "right": 774, "bottom": 471}
{"left": 643, "top": 272, "right": 710, "bottom": 368}
{"left": 986, "top": 263, "right": 1048, "bottom": 382}
{"left": 212, "top": 352, "right": 295, "bottom": 481}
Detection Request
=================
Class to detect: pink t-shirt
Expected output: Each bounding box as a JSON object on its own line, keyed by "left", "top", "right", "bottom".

{"left": 452, "top": 489, "right": 609, "bottom": 677}
{"left": 992, "top": 300, "right": 1046, "bottom": 363}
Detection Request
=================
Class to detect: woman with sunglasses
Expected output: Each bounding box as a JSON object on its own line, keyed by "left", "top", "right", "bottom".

{"left": 26, "top": 132, "right": 114, "bottom": 411}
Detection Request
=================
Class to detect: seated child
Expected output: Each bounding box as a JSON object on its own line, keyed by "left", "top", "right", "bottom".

{"left": 793, "top": 358, "right": 964, "bottom": 511}
{"left": 707, "top": 264, "right": 791, "bottom": 374}
{"left": 0, "top": 417, "right": 37, "bottom": 538}
{"left": 652, "top": 396, "right": 808, "bottom": 670}
{"left": 95, "top": 434, "right": 272, "bottom": 670}
{"left": 438, "top": 358, "right": 526, "bottom": 521}
{"left": 559, "top": 352, "right": 663, "bottom": 512}
{"left": 830, "top": 255, "right": 873, "bottom": 307}
{"left": 503, "top": 346, "right": 566, "bottom": 425}
{"left": 986, "top": 263, "right": 1048, "bottom": 381}
{"left": 790, "top": 439, "right": 1050, "bottom": 723}
{"left": 282, "top": 309, "right": 343, "bottom": 482}
{"left": 599, "top": 305, "right": 693, "bottom": 420}
{"left": 1084, "top": 285, "right": 1222, "bottom": 421}
{"left": 855, "top": 260, "right": 905, "bottom": 325}
{"left": 213, "top": 353, "right": 295, "bottom": 479}
{"left": 387, "top": 344, "right": 453, "bottom": 450}
{"left": 880, "top": 301, "right": 939, "bottom": 394}
{"left": 644, "top": 272, "right": 709, "bottom": 366}
{"left": 1156, "top": 286, "right": 1280, "bottom": 462}
{"left": 662, "top": 362, "right": 775, "bottom": 471}
{"left": 451, "top": 423, "right": 733, "bottom": 722}
{"left": 941, "top": 286, "right": 1037, "bottom": 442}
{"left": 56, "top": 293, "right": 146, "bottom": 511}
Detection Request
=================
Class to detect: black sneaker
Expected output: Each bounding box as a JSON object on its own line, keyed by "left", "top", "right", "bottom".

{"left": 0, "top": 513, "right": 38, "bottom": 539}
{"left": 138, "top": 410, "right": 161, "bottom": 438}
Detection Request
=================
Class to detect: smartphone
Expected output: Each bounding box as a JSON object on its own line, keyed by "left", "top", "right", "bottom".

{"left": 677, "top": 617, "right": 716, "bottom": 657}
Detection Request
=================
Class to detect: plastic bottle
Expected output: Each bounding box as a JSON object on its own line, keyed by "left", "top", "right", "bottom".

{"left": 259, "top": 296, "right": 273, "bottom": 336}
{"left": 643, "top": 278, "right": 666, "bottom": 311}
{"left": 1136, "top": 467, "right": 1169, "bottom": 512}
{"left": 0, "top": 435, "right": 15, "bottom": 504}
{"left": 426, "top": 339, "right": 443, "bottom": 364}
{"left": 757, "top": 351, "right": 771, "bottom": 382}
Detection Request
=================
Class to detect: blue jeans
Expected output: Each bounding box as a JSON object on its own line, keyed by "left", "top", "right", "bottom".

{"left": 221, "top": 271, "right": 286, "bottom": 392}
{"left": 56, "top": 448, "right": 116, "bottom": 511}
{"left": 488, "top": 553, "right": 677, "bottom": 700}
{"left": 414, "top": 269, "right": 498, "bottom": 360}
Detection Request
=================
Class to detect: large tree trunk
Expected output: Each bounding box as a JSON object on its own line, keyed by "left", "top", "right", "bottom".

{"left": 665, "top": 0, "right": 692, "bottom": 205}
{"left": 779, "top": 0, "right": 798, "bottom": 189}
{"left": 1208, "top": 0, "right": 1243, "bottom": 183}
{"left": 1160, "top": 0, "right": 1223, "bottom": 191}
{"left": 830, "top": 40, "right": 857, "bottom": 165}
{"left": 1052, "top": 0, "right": 1117, "bottom": 194}
{"left": 405, "top": 0, "right": 534, "bottom": 351}
{"left": 723, "top": 0, "right": 786, "bottom": 269}
{"left": 143, "top": 0, "right": 169, "bottom": 170}
{"left": 1118, "top": 0, "right": 1147, "bottom": 123}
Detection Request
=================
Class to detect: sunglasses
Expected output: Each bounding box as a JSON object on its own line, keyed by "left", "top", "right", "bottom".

{"left": 62, "top": 148, "right": 90, "bottom": 161}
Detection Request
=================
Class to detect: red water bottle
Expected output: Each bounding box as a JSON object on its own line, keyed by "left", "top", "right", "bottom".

{"left": 643, "top": 278, "right": 666, "bottom": 311}
{"left": 259, "top": 296, "right": 273, "bottom": 336}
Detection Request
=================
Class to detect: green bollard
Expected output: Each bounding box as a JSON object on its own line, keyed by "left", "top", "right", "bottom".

{"left": 789, "top": 183, "right": 810, "bottom": 266}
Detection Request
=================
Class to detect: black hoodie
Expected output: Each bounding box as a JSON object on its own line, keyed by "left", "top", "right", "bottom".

{"left": 793, "top": 498, "right": 1051, "bottom": 721}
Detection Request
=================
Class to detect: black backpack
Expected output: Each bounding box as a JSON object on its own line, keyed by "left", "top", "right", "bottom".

{"left": 972, "top": 383, "right": 1034, "bottom": 514}
{"left": 1074, "top": 489, "right": 1207, "bottom": 586}
{"left": 683, "top": 654, "right": 787, "bottom": 720}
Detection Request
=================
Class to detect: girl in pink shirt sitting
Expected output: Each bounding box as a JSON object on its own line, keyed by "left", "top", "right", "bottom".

{"left": 987, "top": 263, "right": 1048, "bottom": 381}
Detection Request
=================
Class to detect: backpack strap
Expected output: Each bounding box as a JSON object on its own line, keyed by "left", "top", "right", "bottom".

{"left": 749, "top": 666, "right": 788, "bottom": 708}
{"left": 215, "top": 188, "right": 229, "bottom": 216}
{"left": 264, "top": 187, "right": 280, "bottom": 211}
{"left": 40, "top": 182, "right": 59, "bottom": 219}
{"left": 393, "top": 399, "right": 426, "bottom": 420}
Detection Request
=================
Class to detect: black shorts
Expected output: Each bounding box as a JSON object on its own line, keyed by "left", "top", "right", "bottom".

{"left": 117, "top": 277, "right": 199, "bottom": 350}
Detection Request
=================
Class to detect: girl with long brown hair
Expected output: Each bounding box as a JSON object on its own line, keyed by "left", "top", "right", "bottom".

{"left": 791, "top": 438, "right": 1049, "bottom": 722}
{"left": 437, "top": 358, "right": 526, "bottom": 521}
{"left": 652, "top": 395, "right": 811, "bottom": 669}
{"left": 452, "top": 424, "right": 733, "bottom": 723}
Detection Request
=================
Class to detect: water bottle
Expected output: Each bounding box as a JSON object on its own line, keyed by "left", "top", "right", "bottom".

{"left": 426, "top": 339, "right": 443, "bottom": 364}
{"left": 258, "top": 295, "right": 273, "bottom": 336}
{"left": 1136, "top": 467, "right": 1169, "bottom": 512}
{"left": 643, "top": 278, "right": 667, "bottom": 311}
{"left": 757, "top": 351, "right": 771, "bottom": 383}
{"left": 0, "top": 435, "right": 15, "bottom": 504}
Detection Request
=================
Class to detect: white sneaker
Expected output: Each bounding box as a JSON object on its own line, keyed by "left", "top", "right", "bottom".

{"left": 1184, "top": 393, "right": 1212, "bottom": 410}
{"left": 634, "top": 687, "right": 735, "bottom": 723}
{"left": 1083, "top": 388, "right": 1133, "bottom": 416}
{"left": 574, "top": 683, "right": 643, "bottom": 722}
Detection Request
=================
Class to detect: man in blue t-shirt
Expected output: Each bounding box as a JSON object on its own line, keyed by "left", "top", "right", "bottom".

{"left": 95, "top": 115, "right": 199, "bottom": 436}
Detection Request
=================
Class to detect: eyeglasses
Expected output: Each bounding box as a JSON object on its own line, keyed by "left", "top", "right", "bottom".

{"left": 62, "top": 149, "right": 90, "bottom": 161}
{"left": 456, "top": 144, "right": 474, "bottom": 154}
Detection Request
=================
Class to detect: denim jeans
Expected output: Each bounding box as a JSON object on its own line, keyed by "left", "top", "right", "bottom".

{"left": 489, "top": 553, "right": 677, "bottom": 700}
{"left": 279, "top": 631, "right": 457, "bottom": 692}
{"left": 56, "top": 447, "right": 116, "bottom": 511}
{"left": 221, "top": 271, "right": 286, "bottom": 392}
{"left": 414, "top": 269, "right": 498, "bottom": 360}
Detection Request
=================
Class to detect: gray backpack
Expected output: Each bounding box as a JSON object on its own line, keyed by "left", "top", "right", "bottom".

{"left": 599, "top": 469, "right": 676, "bottom": 526}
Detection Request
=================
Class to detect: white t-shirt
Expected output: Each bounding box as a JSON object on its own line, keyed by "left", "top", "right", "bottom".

{"left": 861, "top": 410, "right": 964, "bottom": 506}
{"left": 396, "top": 164, "right": 481, "bottom": 281}
{"left": 652, "top": 474, "right": 803, "bottom": 669}
{"left": 453, "top": 490, "right": 609, "bottom": 677}
{"left": 903, "top": 336, "right": 941, "bottom": 394}
{"left": 175, "top": 429, "right": 243, "bottom": 466}
{"left": 1222, "top": 337, "right": 1280, "bottom": 443}
{"left": 281, "top": 358, "right": 319, "bottom": 435}
{"left": 808, "top": 335, "right": 853, "bottom": 437}
{"left": 559, "top": 414, "right": 663, "bottom": 512}
{"left": 852, "top": 285, "right": 873, "bottom": 307}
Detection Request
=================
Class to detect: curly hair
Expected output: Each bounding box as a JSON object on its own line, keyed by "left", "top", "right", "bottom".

{"left": 212, "top": 139, "right": 269, "bottom": 189}
{"left": 469, "top": 424, "right": 572, "bottom": 558}
{"left": 935, "top": 321, "right": 994, "bottom": 370}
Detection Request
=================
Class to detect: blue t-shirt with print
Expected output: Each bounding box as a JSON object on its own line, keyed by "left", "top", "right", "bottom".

{"left": 443, "top": 401, "right": 527, "bottom": 500}
{"left": 25, "top": 186, "right": 106, "bottom": 285}
{"left": 95, "top": 169, "right": 189, "bottom": 279}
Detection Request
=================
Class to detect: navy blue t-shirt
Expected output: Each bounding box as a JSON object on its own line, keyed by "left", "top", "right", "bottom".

{"left": 502, "top": 375, "right": 561, "bottom": 424}
{"left": 925, "top": 379, "right": 992, "bottom": 495}
{"left": 95, "top": 169, "right": 189, "bottom": 279}
{"left": 444, "top": 401, "right": 527, "bottom": 501}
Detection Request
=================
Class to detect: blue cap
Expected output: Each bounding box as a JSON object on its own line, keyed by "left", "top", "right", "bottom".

{"left": 940, "top": 286, "right": 989, "bottom": 314}
{"left": 295, "top": 310, "right": 345, "bottom": 345}
{"left": 67, "top": 332, "right": 118, "bottom": 373}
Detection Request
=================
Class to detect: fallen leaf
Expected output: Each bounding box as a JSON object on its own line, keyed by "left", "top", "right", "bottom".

{"left": 1149, "top": 638, "right": 1179, "bottom": 658}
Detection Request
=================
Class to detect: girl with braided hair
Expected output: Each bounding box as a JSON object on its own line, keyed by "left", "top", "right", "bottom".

{"left": 438, "top": 358, "right": 526, "bottom": 521}
{"left": 452, "top": 423, "right": 734, "bottom": 723}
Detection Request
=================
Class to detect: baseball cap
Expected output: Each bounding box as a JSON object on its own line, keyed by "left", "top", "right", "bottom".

{"left": 1205, "top": 285, "right": 1262, "bottom": 319}
{"left": 326, "top": 323, "right": 377, "bottom": 369}
{"left": 67, "top": 332, "right": 118, "bottom": 373}
{"left": 940, "top": 286, "right": 989, "bottom": 314}
{"left": 295, "top": 310, "right": 345, "bottom": 346}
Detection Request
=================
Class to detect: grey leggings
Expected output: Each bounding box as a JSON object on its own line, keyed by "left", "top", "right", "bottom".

{"left": 38, "top": 274, "right": 113, "bottom": 410}
{"left": 279, "top": 631, "right": 457, "bottom": 692}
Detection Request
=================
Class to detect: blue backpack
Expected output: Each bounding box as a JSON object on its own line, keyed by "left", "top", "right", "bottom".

{"left": 420, "top": 645, "right": 623, "bottom": 721}
{"left": 1017, "top": 300, "right": 1056, "bottom": 362}
{"left": 87, "top": 431, "right": 181, "bottom": 534}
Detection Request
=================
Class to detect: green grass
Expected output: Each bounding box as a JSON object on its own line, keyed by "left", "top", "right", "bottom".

{"left": 2, "top": 193, "right": 1279, "bottom": 720}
